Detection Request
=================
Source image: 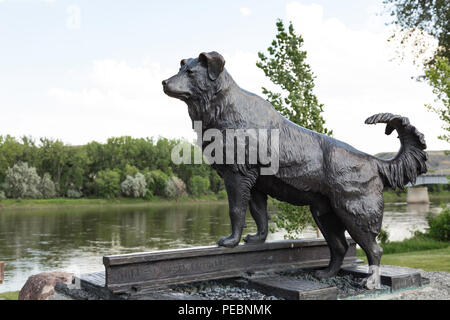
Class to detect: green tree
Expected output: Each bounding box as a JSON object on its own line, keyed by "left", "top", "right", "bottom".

{"left": 39, "top": 172, "right": 57, "bottom": 199}
{"left": 257, "top": 19, "right": 332, "bottom": 238}
{"left": 94, "top": 169, "right": 121, "bottom": 198}
{"left": 426, "top": 204, "right": 449, "bottom": 241}
{"left": 384, "top": 0, "right": 449, "bottom": 144}
{"left": 60, "top": 145, "right": 89, "bottom": 196}
{"left": 0, "top": 135, "right": 221, "bottom": 198}
{"left": 122, "top": 164, "right": 140, "bottom": 181}
{"left": 189, "top": 175, "right": 210, "bottom": 196}
{"left": 425, "top": 56, "right": 450, "bottom": 143}
{"left": 38, "top": 138, "right": 67, "bottom": 192}
{"left": 257, "top": 19, "right": 332, "bottom": 136}
{"left": 144, "top": 169, "right": 169, "bottom": 196}
{"left": 383, "top": 0, "right": 449, "bottom": 63}
{"left": 0, "top": 135, "right": 27, "bottom": 183}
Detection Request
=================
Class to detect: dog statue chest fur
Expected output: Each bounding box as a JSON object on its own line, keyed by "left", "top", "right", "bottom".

{"left": 162, "top": 51, "right": 428, "bottom": 289}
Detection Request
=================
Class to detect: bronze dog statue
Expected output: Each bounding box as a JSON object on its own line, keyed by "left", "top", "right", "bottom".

{"left": 162, "top": 51, "right": 428, "bottom": 289}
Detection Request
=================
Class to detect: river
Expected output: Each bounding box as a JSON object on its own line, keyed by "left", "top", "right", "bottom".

{"left": 0, "top": 199, "right": 447, "bottom": 293}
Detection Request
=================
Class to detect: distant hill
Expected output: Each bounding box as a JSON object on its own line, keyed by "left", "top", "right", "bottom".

{"left": 375, "top": 150, "right": 450, "bottom": 175}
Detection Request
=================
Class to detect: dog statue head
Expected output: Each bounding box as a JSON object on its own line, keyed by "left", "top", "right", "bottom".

{"left": 162, "top": 51, "right": 226, "bottom": 102}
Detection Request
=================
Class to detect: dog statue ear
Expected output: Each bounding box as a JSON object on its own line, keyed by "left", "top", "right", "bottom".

{"left": 198, "top": 52, "right": 225, "bottom": 81}
{"left": 180, "top": 59, "right": 188, "bottom": 67}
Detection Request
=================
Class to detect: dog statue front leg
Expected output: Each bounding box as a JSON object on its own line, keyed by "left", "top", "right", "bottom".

{"left": 218, "top": 170, "right": 256, "bottom": 248}
{"left": 218, "top": 207, "right": 247, "bottom": 247}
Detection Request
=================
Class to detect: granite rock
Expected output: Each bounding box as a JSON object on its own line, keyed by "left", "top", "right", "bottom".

{"left": 19, "top": 271, "right": 73, "bottom": 300}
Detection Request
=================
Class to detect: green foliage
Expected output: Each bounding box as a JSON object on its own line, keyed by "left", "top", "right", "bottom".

{"left": 67, "top": 188, "right": 83, "bottom": 199}
{"left": 217, "top": 189, "right": 227, "bottom": 200}
{"left": 425, "top": 56, "right": 450, "bottom": 143}
{"left": 383, "top": 0, "right": 449, "bottom": 62}
{"left": 120, "top": 173, "right": 147, "bottom": 198}
{"left": 122, "top": 164, "right": 140, "bottom": 181}
{"left": 256, "top": 19, "right": 332, "bottom": 136}
{"left": 257, "top": 19, "right": 331, "bottom": 236}
{"left": 209, "top": 170, "right": 225, "bottom": 194}
{"left": 94, "top": 169, "right": 121, "bottom": 198}
{"left": 5, "top": 162, "right": 42, "bottom": 199}
{"left": 269, "top": 200, "right": 315, "bottom": 239}
{"left": 0, "top": 135, "right": 223, "bottom": 199}
{"left": 0, "top": 136, "right": 36, "bottom": 184}
{"left": 426, "top": 203, "right": 450, "bottom": 241}
{"left": 384, "top": 1, "right": 449, "bottom": 143}
{"left": 39, "top": 173, "right": 57, "bottom": 199}
{"left": 144, "top": 189, "right": 154, "bottom": 200}
{"left": 378, "top": 234, "right": 448, "bottom": 255}
{"left": 0, "top": 190, "right": 6, "bottom": 200}
{"left": 189, "top": 175, "right": 210, "bottom": 196}
{"left": 377, "top": 228, "right": 390, "bottom": 244}
{"left": 144, "top": 170, "right": 169, "bottom": 196}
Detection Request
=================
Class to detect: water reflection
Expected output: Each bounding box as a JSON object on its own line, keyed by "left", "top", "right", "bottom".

{"left": 0, "top": 200, "right": 447, "bottom": 293}
{"left": 0, "top": 202, "right": 258, "bottom": 293}
{"left": 407, "top": 203, "right": 430, "bottom": 214}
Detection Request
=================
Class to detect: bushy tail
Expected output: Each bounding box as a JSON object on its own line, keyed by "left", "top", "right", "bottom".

{"left": 365, "top": 113, "right": 428, "bottom": 189}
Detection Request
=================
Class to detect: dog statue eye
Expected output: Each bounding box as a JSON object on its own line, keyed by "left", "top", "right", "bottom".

{"left": 186, "top": 69, "right": 194, "bottom": 74}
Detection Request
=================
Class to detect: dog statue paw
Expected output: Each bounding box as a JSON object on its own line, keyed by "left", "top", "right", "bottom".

{"left": 361, "top": 265, "right": 381, "bottom": 290}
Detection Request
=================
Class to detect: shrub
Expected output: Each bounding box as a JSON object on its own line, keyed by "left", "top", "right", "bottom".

{"left": 189, "top": 175, "right": 210, "bottom": 196}
{"left": 5, "top": 162, "right": 42, "bottom": 199}
{"left": 144, "top": 170, "right": 169, "bottom": 196}
{"left": 121, "top": 173, "right": 147, "bottom": 198}
{"left": 122, "top": 164, "right": 139, "bottom": 180}
{"left": 144, "top": 189, "right": 153, "bottom": 200}
{"left": 94, "top": 169, "right": 121, "bottom": 198}
{"left": 377, "top": 228, "right": 390, "bottom": 244}
{"left": 269, "top": 200, "right": 314, "bottom": 239}
{"left": 377, "top": 234, "right": 449, "bottom": 254}
{"left": 39, "top": 173, "right": 57, "bottom": 199}
{"left": 217, "top": 189, "right": 227, "bottom": 200}
{"left": 427, "top": 204, "right": 450, "bottom": 242}
{"left": 67, "top": 188, "right": 83, "bottom": 198}
{"left": 164, "top": 176, "right": 187, "bottom": 199}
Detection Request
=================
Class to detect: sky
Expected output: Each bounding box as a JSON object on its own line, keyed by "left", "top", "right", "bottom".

{"left": 0, "top": 0, "right": 448, "bottom": 155}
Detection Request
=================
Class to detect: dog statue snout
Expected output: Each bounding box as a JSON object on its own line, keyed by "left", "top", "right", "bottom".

{"left": 162, "top": 79, "right": 168, "bottom": 86}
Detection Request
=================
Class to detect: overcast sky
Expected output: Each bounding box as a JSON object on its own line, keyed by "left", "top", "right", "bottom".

{"left": 0, "top": 0, "right": 448, "bottom": 154}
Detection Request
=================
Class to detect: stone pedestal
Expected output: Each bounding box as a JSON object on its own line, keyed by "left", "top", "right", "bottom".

{"left": 407, "top": 187, "right": 430, "bottom": 204}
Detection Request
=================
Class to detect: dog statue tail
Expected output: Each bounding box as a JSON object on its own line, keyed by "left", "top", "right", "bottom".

{"left": 365, "top": 113, "right": 428, "bottom": 189}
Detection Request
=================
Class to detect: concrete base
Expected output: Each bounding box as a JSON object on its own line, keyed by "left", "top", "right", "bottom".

{"left": 407, "top": 187, "right": 430, "bottom": 204}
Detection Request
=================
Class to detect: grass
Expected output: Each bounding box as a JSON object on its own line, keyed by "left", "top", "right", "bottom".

{"left": 0, "top": 195, "right": 227, "bottom": 210}
{"left": 377, "top": 237, "right": 449, "bottom": 254}
{"left": 0, "top": 291, "right": 19, "bottom": 300}
{"left": 357, "top": 246, "right": 450, "bottom": 272}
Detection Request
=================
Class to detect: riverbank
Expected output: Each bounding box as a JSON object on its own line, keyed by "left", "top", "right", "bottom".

{"left": 0, "top": 195, "right": 227, "bottom": 210}
{"left": 382, "top": 190, "right": 450, "bottom": 202}
{"left": 1, "top": 191, "right": 449, "bottom": 211}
